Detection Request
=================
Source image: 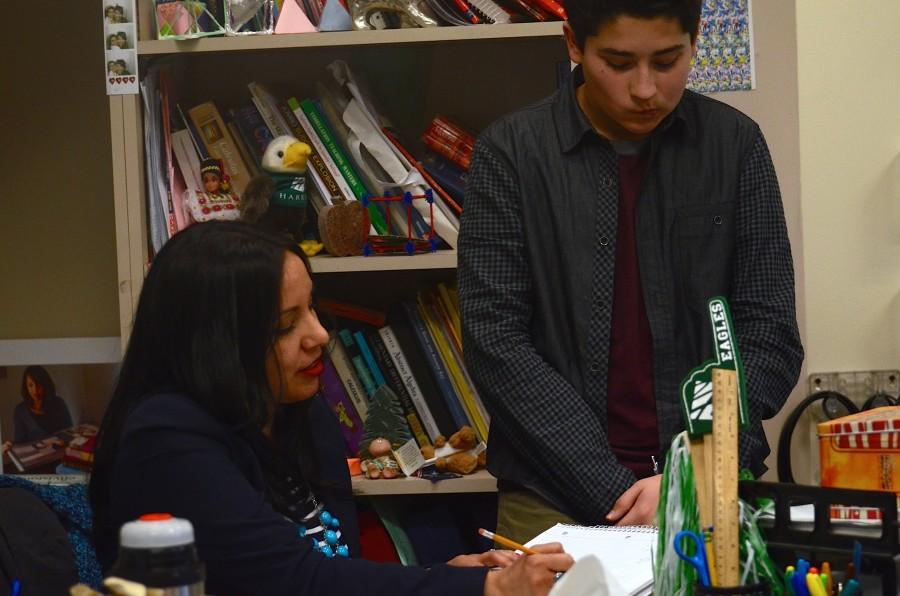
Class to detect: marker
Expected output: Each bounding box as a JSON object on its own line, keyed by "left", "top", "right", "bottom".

{"left": 821, "top": 562, "right": 832, "bottom": 595}
{"left": 852, "top": 540, "right": 862, "bottom": 576}
{"left": 478, "top": 528, "right": 538, "bottom": 555}
{"left": 842, "top": 578, "right": 861, "bottom": 596}
{"left": 805, "top": 573, "right": 826, "bottom": 596}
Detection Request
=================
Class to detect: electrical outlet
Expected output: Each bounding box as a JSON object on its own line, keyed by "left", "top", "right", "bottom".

{"left": 808, "top": 369, "right": 900, "bottom": 407}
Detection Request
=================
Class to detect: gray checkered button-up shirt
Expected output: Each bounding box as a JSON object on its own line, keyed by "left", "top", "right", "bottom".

{"left": 458, "top": 67, "right": 803, "bottom": 523}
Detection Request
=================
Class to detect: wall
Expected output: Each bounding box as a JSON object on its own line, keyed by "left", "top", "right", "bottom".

{"left": 796, "top": 1, "right": 900, "bottom": 371}
{"left": 709, "top": 1, "right": 805, "bottom": 479}
{"left": 0, "top": 0, "right": 119, "bottom": 340}
{"left": 782, "top": 0, "right": 900, "bottom": 483}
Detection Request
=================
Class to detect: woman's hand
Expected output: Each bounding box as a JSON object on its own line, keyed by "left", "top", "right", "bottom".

{"left": 448, "top": 549, "right": 520, "bottom": 568}
{"left": 1, "top": 441, "right": 10, "bottom": 453}
{"left": 482, "top": 543, "right": 573, "bottom": 596}
{"left": 605, "top": 474, "right": 662, "bottom": 526}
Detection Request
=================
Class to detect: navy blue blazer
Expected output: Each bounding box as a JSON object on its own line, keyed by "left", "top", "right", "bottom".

{"left": 101, "top": 393, "right": 487, "bottom": 595}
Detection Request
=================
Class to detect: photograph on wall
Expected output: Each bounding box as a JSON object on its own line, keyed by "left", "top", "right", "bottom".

{"left": 104, "top": 0, "right": 132, "bottom": 24}
{"left": 103, "top": 0, "right": 138, "bottom": 95}
{"left": 0, "top": 364, "right": 115, "bottom": 477}
{"left": 688, "top": 0, "right": 755, "bottom": 93}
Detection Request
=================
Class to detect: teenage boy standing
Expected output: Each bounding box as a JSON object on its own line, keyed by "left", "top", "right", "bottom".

{"left": 458, "top": 0, "right": 802, "bottom": 542}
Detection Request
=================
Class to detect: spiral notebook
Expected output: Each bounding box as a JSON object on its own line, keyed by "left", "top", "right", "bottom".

{"left": 525, "top": 523, "right": 656, "bottom": 596}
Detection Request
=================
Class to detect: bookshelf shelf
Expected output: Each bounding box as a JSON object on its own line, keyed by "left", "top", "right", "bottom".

{"left": 138, "top": 22, "right": 563, "bottom": 56}
{"left": 352, "top": 469, "right": 497, "bottom": 496}
{"left": 310, "top": 251, "right": 457, "bottom": 274}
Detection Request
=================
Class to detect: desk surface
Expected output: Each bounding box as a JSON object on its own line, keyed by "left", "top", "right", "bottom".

{"left": 352, "top": 469, "right": 497, "bottom": 496}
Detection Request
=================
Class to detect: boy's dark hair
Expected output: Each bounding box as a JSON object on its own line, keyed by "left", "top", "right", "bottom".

{"left": 89, "top": 221, "right": 320, "bottom": 557}
{"left": 21, "top": 365, "right": 56, "bottom": 402}
{"left": 567, "top": 0, "right": 702, "bottom": 49}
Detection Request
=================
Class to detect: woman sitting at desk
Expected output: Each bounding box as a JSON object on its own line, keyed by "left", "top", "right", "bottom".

{"left": 89, "top": 221, "right": 572, "bottom": 595}
{"left": 5, "top": 365, "right": 73, "bottom": 448}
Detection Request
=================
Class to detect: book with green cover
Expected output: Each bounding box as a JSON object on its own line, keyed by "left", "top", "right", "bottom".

{"left": 297, "top": 98, "right": 388, "bottom": 234}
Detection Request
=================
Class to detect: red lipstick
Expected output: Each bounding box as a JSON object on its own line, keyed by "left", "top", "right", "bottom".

{"left": 299, "top": 359, "right": 324, "bottom": 377}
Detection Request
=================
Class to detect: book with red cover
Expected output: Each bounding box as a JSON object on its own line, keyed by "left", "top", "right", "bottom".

{"left": 422, "top": 116, "right": 475, "bottom": 171}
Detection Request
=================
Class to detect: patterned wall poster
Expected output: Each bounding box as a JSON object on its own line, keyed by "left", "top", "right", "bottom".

{"left": 688, "top": 0, "right": 755, "bottom": 93}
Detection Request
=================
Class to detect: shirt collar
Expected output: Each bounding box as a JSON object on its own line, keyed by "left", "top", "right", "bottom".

{"left": 554, "top": 64, "right": 688, "bottom": 153}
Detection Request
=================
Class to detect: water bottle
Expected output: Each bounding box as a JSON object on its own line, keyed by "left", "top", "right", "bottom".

{"left": 109, "top": 513, "right": 205, "bottom": 595}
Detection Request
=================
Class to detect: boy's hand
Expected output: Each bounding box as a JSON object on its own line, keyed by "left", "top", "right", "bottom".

{"left": 605, "top": 475, "right": 662, "bottom": 526}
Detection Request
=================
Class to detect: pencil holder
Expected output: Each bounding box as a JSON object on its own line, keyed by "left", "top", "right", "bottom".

{"left": 694, "top": 581, "right": 771, "bottom": 596}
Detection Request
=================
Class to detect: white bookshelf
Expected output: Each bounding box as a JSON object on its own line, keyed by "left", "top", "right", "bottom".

{"left": 352, "top": 469, "right": 497, "bottom": 496}
{"left": 138, "top": 22, "right": 563, "bottom": 55}
{"left": 113, "top": 9, "right": 568, "bottom": 494}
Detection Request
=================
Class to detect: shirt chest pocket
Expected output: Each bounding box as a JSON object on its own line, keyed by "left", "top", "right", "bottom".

{"left": 675, "top": 202, "right": 735, "bottom": 238}
{"left": 672, "top": 201, "right": 737, "bottom": 300}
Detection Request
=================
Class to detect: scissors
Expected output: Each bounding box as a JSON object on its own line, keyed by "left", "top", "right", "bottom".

{"left": 674, "top": 530, "right": 711, "bottom": 587}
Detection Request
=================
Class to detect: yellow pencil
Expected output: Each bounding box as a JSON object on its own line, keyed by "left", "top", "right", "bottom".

{"left": 478, "top": 528, "right": 539, "bottom": 555}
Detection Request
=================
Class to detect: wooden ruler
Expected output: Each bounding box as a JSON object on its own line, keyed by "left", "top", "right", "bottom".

{"left": 712, "top": 367, "right": 740, "bottom": 586}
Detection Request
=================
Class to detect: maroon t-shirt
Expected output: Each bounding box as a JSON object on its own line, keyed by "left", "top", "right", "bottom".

{"left": 606, "top": 148, "right": 660, "bottom": 479}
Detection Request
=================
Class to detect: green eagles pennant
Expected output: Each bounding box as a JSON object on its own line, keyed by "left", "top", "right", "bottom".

{"left": 679, "top": 296, "right": 749, "bottom": 436}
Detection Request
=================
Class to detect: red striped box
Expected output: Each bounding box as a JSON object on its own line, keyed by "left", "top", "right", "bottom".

{"left": 818, "top": 406, "right": 900, "bottom": 492}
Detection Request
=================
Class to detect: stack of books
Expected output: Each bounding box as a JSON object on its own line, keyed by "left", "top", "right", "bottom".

{"left": 318, "top": 283, "right": 490, "bottom": 457}
{"left": 150, "top": 62, "right": 466, "bottom": 255}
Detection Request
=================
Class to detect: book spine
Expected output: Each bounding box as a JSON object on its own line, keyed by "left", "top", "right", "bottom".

{"left": 338, "top": 329, "right": 377, "bottom": 398}
{"left": 171, "top": 129, "right": 202, "bottom": 191}
{"left": 383, "top": 129, "right": 463, "bottom": 216}
{"left": 226, "top": 120, "right": 261, "bottom": 179}
{"left": 422, "top": 136, "right": 470, "bottom": 172}
{"left": 247, "top": 82, "right": 292, "bottom": 136}
{"left": 280, "top": 98, "right": 346, "bottom": 203}
{"left": 422, "top": 153, "right": 467, "bottom": 205}
{"left": 231, "top": 104, "right": 274, "bottom": 166}
{"left": 298, "top": 98, "right": 388, "bottom": 234}
{"left": 290, "top": 99, "right": 366, "bottom": 214}
{"left": 379, "top": 325, "right": 441, "bottom": 442}
{"left": 366, "top": 329, "right": 432, "bottom": 448}
{"left": 318, "top": 298, "right": 387, "bottom": 328}
{"left": 329, "top": 337, "right": 369, "bottom": 420}
{"left": 422, "top": 117, "right": 475, "bottom": 170}
{"left": 187, "top": 101, "right": 252, "bottom": 195}
{"left": 352, "top": 330, "right": 386, "bottom": 387}
{"left": 401, "top": 300, "right": 472, "bottom": 431}
{"left": 417, "top": 296, "right": 488, "bottom": 442}
{"left": 387, "top": 306, "right": 458, "bottom": 437}
{"left": 319, "top": 359, "right": 364, "bottom": 455}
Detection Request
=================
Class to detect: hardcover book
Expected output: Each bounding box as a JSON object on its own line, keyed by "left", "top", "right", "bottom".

{"left": 422, "top": 116, "right": 475, "bottom": 171}
{"left": 230, "top": 103, "right": 275, "bottom": 167}
{"left": 187, "top": 101, "right": 253, "bottom": 195}
{"left": 378, "top": 325, "right": 442, "bottom": 442}
{"left": 319, "top": 359, "right": 364, "bottom": 455}
{"left": 400, "top": 300, "right": 472, "bottom": 432}
{"left": 386, "top": 305, "right": 458, "bottom": 438}
{"left": 365, "top": 328, "right": 432, "bottom": 448}
{"left": 338, "top": 329, "right": 378, "bottom": 398}
{"left": 329, "top": 334, "right": 369, "bottom": 420}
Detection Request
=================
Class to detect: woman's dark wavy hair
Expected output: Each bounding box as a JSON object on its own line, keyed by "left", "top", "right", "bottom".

{"left": 89, "top": 221, "right": 316, "bottom": 544}
{"left": 21, "top": 365, "right": 56, "bottom": 402}
{"left": 567, "top": 0, "right": 702, "bottom": 49}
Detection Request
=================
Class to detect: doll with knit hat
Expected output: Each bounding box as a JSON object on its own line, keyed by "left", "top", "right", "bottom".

{"left": 184, "top": 157, "right": 241, "bottom": 224}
